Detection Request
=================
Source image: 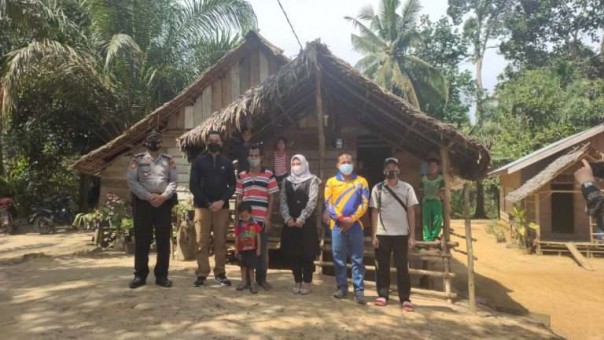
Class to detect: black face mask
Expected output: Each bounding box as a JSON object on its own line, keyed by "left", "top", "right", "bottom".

{"left": 207, "top": 142, "right": 222, "bottom": 153}
{"left": 147, "top": 141, "right": 161, "bottom": 152}
{"left": 385, "top": 170, "right": 399, "bottom": 179}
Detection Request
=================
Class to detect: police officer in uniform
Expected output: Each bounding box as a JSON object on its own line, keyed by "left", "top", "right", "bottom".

{"left": 127, "top": 131, "right": 177, "bottom": 289}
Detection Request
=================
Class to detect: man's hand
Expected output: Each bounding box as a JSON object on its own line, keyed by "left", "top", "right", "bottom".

{"left": 372, "top": 236, "right": 379, "bottom": 249}
{"left": 408, "top": 237, "right": 416, "bottom": 249}
{"left": 150, "top": 195, "right": 167, "bottom": 207}
{"left": 210, "top": 200, "right": 224, "bottom": 212}
{"left": 340, "top": 218, "right": 354, "bottom": 232}
{"left": 264, "top": 220, "right": 271, "bottom": 232}
{"left": 286, "top": 218, "right": 296, "bottom": 227}
{"left": 322, "top": 210, "right": 330, "bottom": 225}
{"left": 294, "top": 220, "right": 303, "bottom": 228}
{"left": 575, "top": 159, "right": 595, "bottom": 185}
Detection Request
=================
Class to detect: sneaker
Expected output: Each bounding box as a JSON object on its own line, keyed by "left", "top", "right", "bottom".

{"left": 129, "top": 276, "right": 146, "bottom": 289}
{"left": 215, "top": 275, "right": 232, "bottom": 287}
{"left": 332, "top": 288, "right": 348, "bottom": 299}
{"left": 354, "top": 291, "right": 367, "bottom": 305}
{"left": 292, "top": 282, "right": 302, "bottom": 294}
{"left": 193, "top": 276, "right": 206, "bottom": 287}
{"left": 300, "top": 283, "right": 311, "bottom": 295}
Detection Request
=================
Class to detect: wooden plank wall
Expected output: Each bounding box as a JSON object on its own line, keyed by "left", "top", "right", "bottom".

{"left": 99, "top": 48, "right": 284, "bottom": 202}
{"left": 99, "top": 126, "right": 191, "bottom": 203}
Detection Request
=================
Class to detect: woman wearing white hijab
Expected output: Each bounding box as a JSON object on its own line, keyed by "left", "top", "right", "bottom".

{"left": 280, "top": 154, "right": 321, "bottom": 295}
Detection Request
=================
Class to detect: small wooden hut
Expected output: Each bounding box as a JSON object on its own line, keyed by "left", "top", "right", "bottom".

{"left": 71, "top": 31, "right": 289, "bottom": 199}
{"left": 178, "top": 41, "right": 490, "bottom": 300}
{"left": 491, "top": 124, "right": 604, "bottom": 254}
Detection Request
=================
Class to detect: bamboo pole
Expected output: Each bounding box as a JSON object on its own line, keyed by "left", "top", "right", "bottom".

{"left": 315, "top": 50, "right": 327, "bottom": 269}
{"left": 464, "top": 182, "right": 477, "bottom": 313}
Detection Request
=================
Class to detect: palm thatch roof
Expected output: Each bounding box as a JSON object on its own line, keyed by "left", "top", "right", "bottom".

{"left": 506, "top": 144, "right": 599, "bottom": 203}
{"left": 71, "top": 31, "right": 288, "bottom": 175}
{"left": 178, "top": 41, "right": 490, "bottom": 180}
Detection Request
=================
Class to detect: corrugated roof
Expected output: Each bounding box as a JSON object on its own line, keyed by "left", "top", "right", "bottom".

{"left": 490, "top": 124, "right": 604, "bottom": 177}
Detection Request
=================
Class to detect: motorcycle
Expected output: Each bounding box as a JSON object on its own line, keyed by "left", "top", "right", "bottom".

{"left": 28, "top": 197, "right": 74, "bottom": 234}
{"left": 0, "top": 197, "right": 16, "bottom": 235}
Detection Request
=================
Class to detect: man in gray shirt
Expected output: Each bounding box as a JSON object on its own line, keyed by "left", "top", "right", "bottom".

{"left": 127, "top": 131, "right": 177, "bottom": 289}
{"left": 370, "top": 157, "right": 418, "bottom": 311}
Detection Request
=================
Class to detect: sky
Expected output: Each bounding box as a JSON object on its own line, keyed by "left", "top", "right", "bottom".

{"left": 247, "top": 0, "right": 507, "bottom": 92}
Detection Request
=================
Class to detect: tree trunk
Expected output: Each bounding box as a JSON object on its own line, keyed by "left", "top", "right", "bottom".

{"left": 474, "top": 180, "right": 487, "bottom": 219}
{"left": 474, "top": 55, "right": 484, "bottom": 123}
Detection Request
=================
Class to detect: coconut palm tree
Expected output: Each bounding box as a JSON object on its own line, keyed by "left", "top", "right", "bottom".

{"left": 346, "top": 0, "right": 448, "bottom": 111}
{"left": 2, "top": 0, "right": 257, "bottom": 136}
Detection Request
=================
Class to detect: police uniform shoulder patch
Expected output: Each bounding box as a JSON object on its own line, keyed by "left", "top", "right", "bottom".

{"left": 169, "top": 159, "right": 176, "bottom": 169}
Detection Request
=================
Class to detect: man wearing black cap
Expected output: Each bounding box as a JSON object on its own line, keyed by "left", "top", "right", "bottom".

{"left": 369, "top": 157, "right": 418, "bottom": 311}
{"left": 127, "top": 131, "right": 178, "bottom": 289}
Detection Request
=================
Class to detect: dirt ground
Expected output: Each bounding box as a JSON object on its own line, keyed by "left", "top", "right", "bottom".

{"left": 0, "top": 226, "right": 561, "bottom": 340}
{"left": 450, "top": 220, "right": 604, "bottom": 340}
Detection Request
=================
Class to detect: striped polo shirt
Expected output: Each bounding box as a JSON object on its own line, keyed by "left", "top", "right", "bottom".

{"left": 236, "top": 169, "right": 279, "bottom": 222}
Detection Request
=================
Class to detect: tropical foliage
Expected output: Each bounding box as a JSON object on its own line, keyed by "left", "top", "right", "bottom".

{"left": 346, "top": 0, "right": 448, "bottom": 112}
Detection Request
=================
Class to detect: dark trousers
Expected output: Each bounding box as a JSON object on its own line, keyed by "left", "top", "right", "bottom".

{"left": 290, "top": 256, "right": 314, "bottom": 283}
{"left": 133, "top": 198, "right": 172, "bottom": 279}
{"left": 255, "top": 224, "right": 268, "bottom": 284}
{"left": 374, "top": 235, "right": 410, "bottom": 303}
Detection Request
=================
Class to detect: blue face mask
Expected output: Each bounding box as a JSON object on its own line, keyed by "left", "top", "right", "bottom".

{"left": 338, "top": 164, "right": 354, "bottom": 175}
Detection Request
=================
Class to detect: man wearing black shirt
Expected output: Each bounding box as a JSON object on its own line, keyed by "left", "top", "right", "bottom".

{"left": 190, "top": 130, "right": 236, "bottom": 287}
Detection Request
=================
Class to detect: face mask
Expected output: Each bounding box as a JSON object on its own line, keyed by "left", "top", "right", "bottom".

{"left": 385, "top": 170, "right": 399, "bottom": 179}
{"left": 207, "top": 142, "right": 221, "bottom": 153}
{"left": 248, "top": 158, "right": 261, "bottom": 168}
{"left": 338, "top": 164, "right": 354, "bottom": 176}
{"left": 291, "top": 165, "right": 303, "bottom": 176}
{"left": 147, "top": 141, "right": 161, "bottom": 152}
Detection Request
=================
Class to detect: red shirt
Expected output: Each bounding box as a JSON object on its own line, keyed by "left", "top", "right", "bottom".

{"left": 236, "top": 169, "right": 279, "bottom": 222}
{"left": 234, "top": 219, "right": 262, "bottom": 251}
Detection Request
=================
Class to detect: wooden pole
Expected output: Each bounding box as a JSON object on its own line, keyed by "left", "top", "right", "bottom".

{"left": 439, "top": 147, "right": 453, "bottom": 303}
{"left": 535, "top": 193, "right": 542, "bottom": 255}
{"left": 464, "top": 182, "right": 477, "bottom": 313}
{"left": 439, "top": 147, "right": 451, "bottom": 242}
{"left": 315, "top": 50, "right": 327, "bottom": 267}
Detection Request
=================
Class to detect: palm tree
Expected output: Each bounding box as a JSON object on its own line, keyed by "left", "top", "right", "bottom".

{"left": 346, "top": 0, "right": 448, "bottom": 111}
{"left": 2, "top": 0, "right": 257, "bottom": 138}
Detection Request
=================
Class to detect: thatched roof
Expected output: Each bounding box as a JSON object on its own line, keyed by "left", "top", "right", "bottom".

{"left": 506, "top": 144, "right": 598, "bottom": 203}
{"left": 71, "top": 31, "right": 288, "bottom": 175}
{"left": 178, "top": 41, "right": 490, "bottom": 180}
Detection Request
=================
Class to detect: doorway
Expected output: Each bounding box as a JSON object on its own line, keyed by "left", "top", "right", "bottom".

{"left": 356, "top": 137, "right": 392, "bottom": 189}
{"left": 551, "top": 183, "right": 574, "bottom": 234}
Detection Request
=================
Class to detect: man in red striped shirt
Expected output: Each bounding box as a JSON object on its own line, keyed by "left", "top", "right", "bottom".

{"left": 236, "top": 144, "right": 279, "bottom": 290}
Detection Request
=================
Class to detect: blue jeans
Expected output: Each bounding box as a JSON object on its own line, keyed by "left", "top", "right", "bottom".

{"left": 331, "top": 223, "right": 365, "bottom": 292}
{"left": 255, "top": 226, "right": 268, "bottom": 284}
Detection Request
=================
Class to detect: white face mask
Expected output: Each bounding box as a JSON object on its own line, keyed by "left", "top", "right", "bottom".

{"left": 291, "top": 165, "right": 303, "bottom": 176}
{"left": 248, "top": 158, "right": 261, "bottom": 167}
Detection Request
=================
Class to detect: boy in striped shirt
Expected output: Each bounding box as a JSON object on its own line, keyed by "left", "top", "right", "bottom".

{"left": 236, "top": 144, "right": 279, "bottom": 290}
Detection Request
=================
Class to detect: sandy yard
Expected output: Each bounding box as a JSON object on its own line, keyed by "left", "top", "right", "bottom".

{"left": 0, "top": 225, "right": 563, "bottom": 340}
{"left": 450, "top": 220, "right": 604, "bottom": 340}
